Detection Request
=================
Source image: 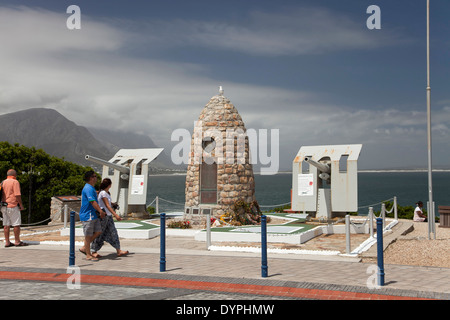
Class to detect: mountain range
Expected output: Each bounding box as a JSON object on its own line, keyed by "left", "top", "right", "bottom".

{"left": 0, "top": 108, "right": 181, "bottom": 173}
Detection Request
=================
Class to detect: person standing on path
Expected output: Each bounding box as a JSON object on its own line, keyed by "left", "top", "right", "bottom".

{"left": 91, "top": 178, "right": 128, "bottom": 258}
{"left": 79, "top": 170, "right": 105, "bottom": 261}
{"left": 1, "top": 169, "right": 26, "bottom": 247}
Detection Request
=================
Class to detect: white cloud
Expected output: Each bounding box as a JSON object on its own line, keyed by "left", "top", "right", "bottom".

{"left": 0, "top": 5, "right": 447, "bottom": 170}
{"left": 0, "top": 6, "right": 122, "bottom": 56}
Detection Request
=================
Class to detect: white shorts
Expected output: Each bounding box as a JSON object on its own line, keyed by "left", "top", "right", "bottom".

{"left": 1, "top": 206, "right": 21, "bottom": 227}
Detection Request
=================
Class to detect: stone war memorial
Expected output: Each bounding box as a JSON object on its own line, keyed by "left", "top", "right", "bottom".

{"left": 185, "top": 87, "right": 256, "bottom": 219}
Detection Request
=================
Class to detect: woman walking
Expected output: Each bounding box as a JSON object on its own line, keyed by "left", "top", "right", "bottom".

{"left": 91, "top": 178, "right": 129, "bottom": 257}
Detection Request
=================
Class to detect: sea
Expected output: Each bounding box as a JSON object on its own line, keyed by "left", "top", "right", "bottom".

{"left": 147, "top": 171, "right": 450, "bottom": 216}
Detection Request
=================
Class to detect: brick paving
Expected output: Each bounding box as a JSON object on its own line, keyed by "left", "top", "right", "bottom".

{"left": 0, "top": 220, "right": 448, "bottom": 302}
{"left": 0, "top": 241, "right": 448, "bottom": 301}
{"left": 0, "top": 270, "right": 430, "bottom": 300}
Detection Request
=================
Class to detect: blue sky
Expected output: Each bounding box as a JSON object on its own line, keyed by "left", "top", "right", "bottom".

{"left": 0, "top": 0, "right": 449, "bottom": 171}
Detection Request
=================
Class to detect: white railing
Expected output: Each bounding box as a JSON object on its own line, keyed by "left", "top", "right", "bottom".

{"left": 345, "top": 196, "right": 398, "bottom": 254}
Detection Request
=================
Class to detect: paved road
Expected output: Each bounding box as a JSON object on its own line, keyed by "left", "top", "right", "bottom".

{"left": 0, "top": 238, "right": 446, "bottom": 318}
{"left": 0, "top": 241, "right": 448, "bottom": 300}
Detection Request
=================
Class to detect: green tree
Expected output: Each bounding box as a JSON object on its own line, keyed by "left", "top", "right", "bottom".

{"left": 0, "top": 142, "right": 98, "bottom": 225}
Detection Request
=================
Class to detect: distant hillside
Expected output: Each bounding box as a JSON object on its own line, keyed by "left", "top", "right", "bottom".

{"left": 0, "top": 108, "right": 181, "bottom": 172}
{"left": 0, "top": 108, "right": 111, "bottom": 165}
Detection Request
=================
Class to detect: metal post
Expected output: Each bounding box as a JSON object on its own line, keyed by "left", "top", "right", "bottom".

{"left": 393, "top": 196, "right": 398, "bottom": 221}
{"left": 427, "top": 201, "right": 436, "bottom": 240}
{"left": 64, "top": 204, "right": 68, "bottom": 229}
{"left": 206, "top": 212, "right": 211, "bottom": 249}
{"left": 376, "top": 218, "right": 385, "bottom": 286}
{"left": 345, "top": 214, "right": 351, "bottom": 254}
{"left": 261, "top": 215, "right": 268, "bottom": 278}
{"left": 427, "top": 201, "right": 431, "bottom": 240}
{"left": 369, "top": 207, "right": 374, "bottom": 238}
{"left": 160, "top": 213, "right": 166, "bottom": 272}
{"left": 426, "top": 0, "right": 435, "bottom": 242}
{"left": 69, "top": 211, "right": 75, "bottom": 266}
{"left": 156, "top": 196, "right": 159, "bottom": 215}
{"left": 432, "top": 201, "right": 436, "bottom": 239}
{"left": 381, "top": 203, "right": 386, "bottom": 229}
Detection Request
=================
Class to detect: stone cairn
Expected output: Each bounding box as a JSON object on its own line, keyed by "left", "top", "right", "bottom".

{"left": 184, "top": 89, "right": 255, "bottom": 225}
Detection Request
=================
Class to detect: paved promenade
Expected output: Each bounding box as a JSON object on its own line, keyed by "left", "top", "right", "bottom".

{"left": 0, "top": 236, "right": 448, "bottom": 302}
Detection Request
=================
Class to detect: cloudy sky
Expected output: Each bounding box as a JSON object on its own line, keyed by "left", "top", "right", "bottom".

{"left": 0, "top": 0, "right": 449, "bottom": 171}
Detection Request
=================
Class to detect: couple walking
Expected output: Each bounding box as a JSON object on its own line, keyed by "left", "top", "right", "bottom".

{"left": 79, "top": 171, "right": 128, "bottom": 261}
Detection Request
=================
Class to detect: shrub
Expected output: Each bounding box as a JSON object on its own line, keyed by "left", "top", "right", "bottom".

{"left": 226, "top": 199, "right": 269, "bottom": 226}
{"left": 0, "top": 142, "right": 96, "bottom": 225}
{"left": 167, "top": 219, "right": 191, "bottom": 229}
{"left": 264, "top": 203, "right": 290, "bottom": 213}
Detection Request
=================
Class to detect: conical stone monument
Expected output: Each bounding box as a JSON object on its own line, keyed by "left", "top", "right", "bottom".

{"left": 185, "top": 87, "right": 255, "bottom": 217}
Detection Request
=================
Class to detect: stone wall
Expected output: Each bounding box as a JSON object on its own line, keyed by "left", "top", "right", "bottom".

{"left": 49, "top": 196, "right": 81, "bottom": 224}
{"left": 185, "top": 93, "right": 255, "bottom": 217}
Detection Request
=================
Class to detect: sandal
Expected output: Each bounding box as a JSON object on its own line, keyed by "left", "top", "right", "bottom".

{"left": 14, "top": 241, "right": 28, "bottom": 247}
{"left": 79, "top": 248, "right": 86, "bottom": 255}
{"left": 85, "top": 256, "right": 99, "bottom": 261}
{"left": 117, "top": 251, "right": 129, "bottom": 257}
{"left": 4, "top": 243, "right": 14, "bottom": 248}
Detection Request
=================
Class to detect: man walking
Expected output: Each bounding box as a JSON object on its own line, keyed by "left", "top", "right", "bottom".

{"left": 79, "top": 170, "right": 104, "bottom": 261}
{"left": 1, "top": 169, "right": 26, "bottom": 247}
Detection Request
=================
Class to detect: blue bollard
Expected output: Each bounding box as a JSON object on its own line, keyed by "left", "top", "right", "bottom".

{"left": 69, "top": 211, "right": 76, "bottom": 266}
{"left": 376, "top": 217, "right": 385, "bottom": 286}
{"left": 261, "top": 215, "right": 268, "bottom": 278}
{"left": 160, "top": 213, "right": 166, "bottom": 272}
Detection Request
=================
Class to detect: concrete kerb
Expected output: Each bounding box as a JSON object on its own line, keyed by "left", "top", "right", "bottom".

{"left": 60, "top": 220, "right": 160, "bottom": 239}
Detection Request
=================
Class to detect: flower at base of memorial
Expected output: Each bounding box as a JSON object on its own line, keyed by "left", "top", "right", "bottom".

{"left": 168, "top": 220, "right": 192, "bottom": 229}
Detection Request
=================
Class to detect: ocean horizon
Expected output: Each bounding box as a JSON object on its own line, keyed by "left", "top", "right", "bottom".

{"left": 147, "top": 171, "right": 450, "bottom": 216}
{"left": 154, "top": 168, "right": 450, "bottom": 175}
